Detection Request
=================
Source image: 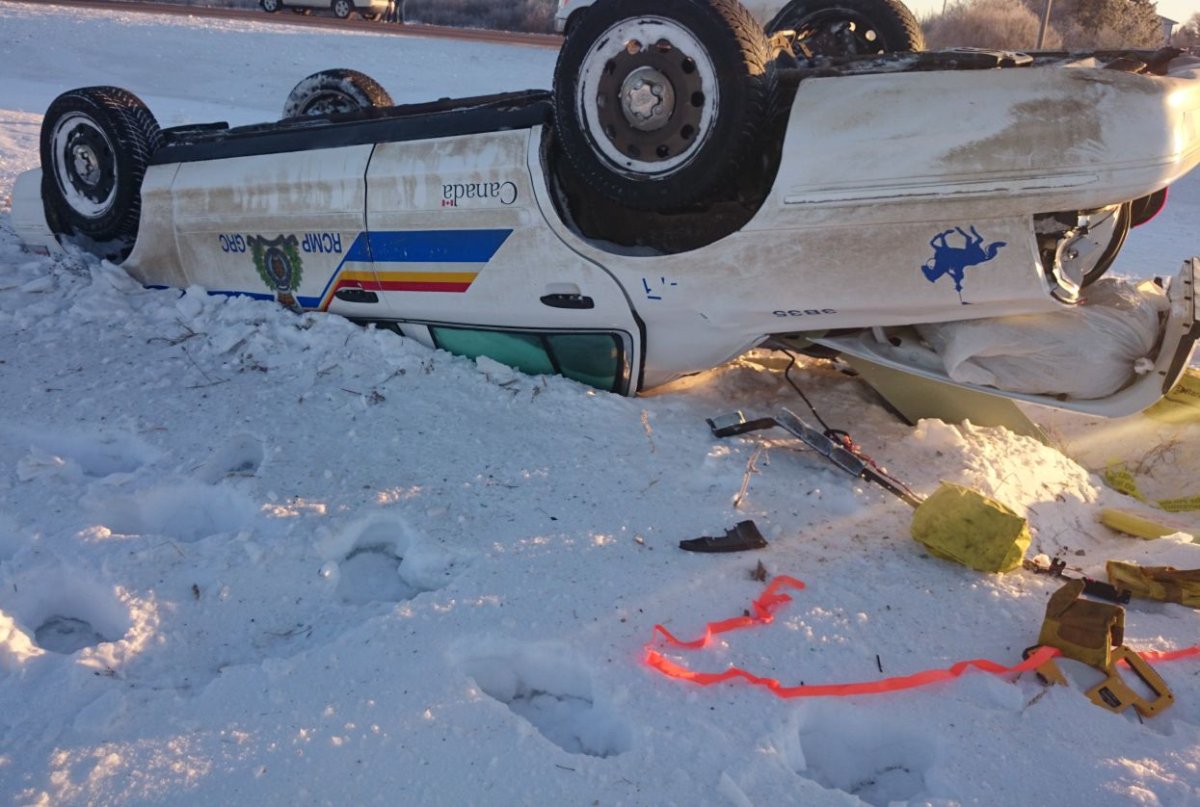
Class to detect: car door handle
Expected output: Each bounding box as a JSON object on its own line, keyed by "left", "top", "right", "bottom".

{"left": 335, "top": 288, "right": 379, "bottom": 304}
{"left": 540, "top": 293, "right": 594, "bottom": 309}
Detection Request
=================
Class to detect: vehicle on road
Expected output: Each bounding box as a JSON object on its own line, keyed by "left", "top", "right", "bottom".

{"left": 13, "top": 0, "right": 1200, "bottom": 416}
{"left": 259, "top": 0, "right": 389, "bottom": 21}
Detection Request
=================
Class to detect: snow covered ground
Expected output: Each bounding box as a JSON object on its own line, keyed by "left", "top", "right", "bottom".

{"left": 0, "top": 3, "right": 1198, "bottom": 804}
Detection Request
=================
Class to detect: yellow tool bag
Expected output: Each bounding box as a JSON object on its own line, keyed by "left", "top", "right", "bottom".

{"left": 1106, "top": 561, "right": 1200, "bottom": 608}
{"left": 910, "top": 482, "right": 1030, "bottom": 573}
{"left": 1027, "top": 580, "right": 1173, "bottom": 717}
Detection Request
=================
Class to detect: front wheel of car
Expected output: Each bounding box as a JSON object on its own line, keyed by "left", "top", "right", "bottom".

{"left": 282, "top": 68, "right": 394, "bottom": 118}
{"left": 1079, "top": 203, "right": 1131, "bottom": 288}
{"left": 553, "top": 0, "right": 777, "bottom": 211}
{"left": 260, "top": 0, "right": 281, "bottom": 12}
{"left": 39, "top": 86, "right": 163, "bottom": 261}
{"left": 766, "top": 0, "right": 925, "bottom": 55}
{"left": 331, "top": 0, "right": 354, "bottom": 18}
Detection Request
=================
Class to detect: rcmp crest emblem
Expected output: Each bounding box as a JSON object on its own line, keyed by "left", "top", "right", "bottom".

{"left": 249, "top": 235, "right": 304, "bottom": 309}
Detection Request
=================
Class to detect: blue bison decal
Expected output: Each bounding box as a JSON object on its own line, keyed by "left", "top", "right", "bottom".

{"left": 922, "top": 226, "right": 1006, "bottom": 302}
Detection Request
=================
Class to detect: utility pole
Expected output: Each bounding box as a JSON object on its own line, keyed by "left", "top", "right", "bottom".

{"left": 1036, "top": 0, "right": 1054, "bottom": 49}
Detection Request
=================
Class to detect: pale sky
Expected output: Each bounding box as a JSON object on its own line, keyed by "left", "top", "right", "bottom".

{"left": 907, "top": 0, "right": 1199, "bottom": 24}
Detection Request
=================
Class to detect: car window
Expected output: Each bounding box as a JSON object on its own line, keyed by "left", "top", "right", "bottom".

{"left": 544, "top": 333, "right": 622, "bottom": 391}
{"left": 430, "top": 327, "right": 625, "bottom": 392}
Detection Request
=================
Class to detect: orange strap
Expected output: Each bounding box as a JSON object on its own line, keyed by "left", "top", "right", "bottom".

{"left": 645, "top": 575, "right": 1198, "bottom": 699}
{"left": 1139, "top": 646, "right": 1200, "bottom": 662}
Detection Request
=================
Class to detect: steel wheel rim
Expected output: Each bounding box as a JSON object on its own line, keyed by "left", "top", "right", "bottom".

{"left": 791, "top": 8, "right": 889, "bottom": 55}
{"left": 576, "top": 16, "right": 719, "bottom": 177}
{"left": 51, "top": 112, "right": 118, "bottom": 219}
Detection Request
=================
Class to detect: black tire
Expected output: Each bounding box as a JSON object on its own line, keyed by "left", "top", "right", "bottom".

{"left": 39, "top": 86, "right": 162, "bottom": 261}
{"left": 260, "top": 0, "right": 281, "bottom": 11}
{"left": 1129, "top": 188, "right": 1167, "bottom": 227}
{"left": 1081, "top": 203, "right": 1130, "bottom": 288}
{"left": 561, "top": 11, "right": 581, "bottom": 36}
{"left": 281, "top": 69, "right": 394, "bottom": 118}
{"left": 766, "top": 0, "right": 924, "bottom": 56}
{"left": 331, "top": 0, "right": 353, "bottom": 19}
{"left": 552, "top": 0, "right": 777, "bottom": 211}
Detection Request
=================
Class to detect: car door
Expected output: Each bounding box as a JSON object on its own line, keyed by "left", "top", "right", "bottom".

{"left": 363, "top": 125, "right": 644, "bottom": 393}
{"left": 165, "top": 144, "right": 385, "bottom": 321}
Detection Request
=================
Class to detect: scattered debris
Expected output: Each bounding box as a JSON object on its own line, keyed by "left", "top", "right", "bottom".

{"left": 1023, "top": 556, "right": 1130, "bottom": 604}
{"left": 733, "top": 446, "right": 764, "bottom": 509}
{"left": 1107, "top": 561, "right": 1200, "bottom": 607}
{"left": 1025, "top": 580, "right": 1173, "bottom": 718}
{"left": 679, "top": 521, "right": 767, "bottom": 553}
{"left": 709, "top": 409, "right": 1032, "bottom": 572}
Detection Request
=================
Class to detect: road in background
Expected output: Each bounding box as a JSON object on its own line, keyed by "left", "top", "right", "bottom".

{"left": 1, "top": 0, "right": 562, "bottom": 47}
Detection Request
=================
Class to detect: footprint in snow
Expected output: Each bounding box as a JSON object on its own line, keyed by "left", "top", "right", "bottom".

{"left": 7, "top": 427, "right": 157, "bottom": 482}
{"left": 194, "top": 432, "right": 265, "bottom": 484}
{"left": 34, "top": 616, "right": 114, "bottom": 655}
{"left": 2, "top": 567, "right": 132, "bottom": 656}
{"left": 324, "top": 517, "right": 457, "bottom": 605}
{"left": 790, "top": 701, "right": 938, "bottom": 806}
{"left": 460, "top": 644, "right": 632, "bottom": 758}
{"left": 335, "top": 544, "right": 420, "bottom": 604}
{"left": 88, "top": 480, "right": 259, "bottom": 542}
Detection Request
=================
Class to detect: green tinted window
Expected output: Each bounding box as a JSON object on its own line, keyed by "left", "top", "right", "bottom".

{"left": 546, "top": 333, "right": 622, "bottom": 390}
{"left": 429, "top": 327, "right": 624, "bottom": 392}
{"left": 431, "top": 328, "right": 554, "bottom": 376}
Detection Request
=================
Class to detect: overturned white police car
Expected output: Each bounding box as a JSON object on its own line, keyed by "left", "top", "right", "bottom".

{"left": 11, "top": 0, "right": 1200, "bottom": 416}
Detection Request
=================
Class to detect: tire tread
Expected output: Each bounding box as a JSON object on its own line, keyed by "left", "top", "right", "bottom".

{"left": 282, "top": 68, "right": 393, "bottom": 118}
{"left": 39, "top": 86, "right": 162, "bottom": 260}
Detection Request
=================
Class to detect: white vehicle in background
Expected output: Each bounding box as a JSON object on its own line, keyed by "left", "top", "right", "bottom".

{"left": 259, "top": 0, "right": 390, "bottom": 21}
{"left": 12, "top": 0, "right": 1200, "bottom": 417}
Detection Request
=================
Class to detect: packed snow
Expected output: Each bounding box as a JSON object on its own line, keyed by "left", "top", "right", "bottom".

{"left": 1, "top": 3, "right": 1199, "bottom": 804}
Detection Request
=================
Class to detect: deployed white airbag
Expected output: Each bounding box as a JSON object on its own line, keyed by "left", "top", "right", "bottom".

{"left": 916, "top": 278, "right": 1168, "bottom": 399}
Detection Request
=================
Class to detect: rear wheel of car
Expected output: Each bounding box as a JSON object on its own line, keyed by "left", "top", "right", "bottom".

{"left": 553, "top": 0, "right": 777, "bottom": 211}
{"left": 1080, "top": 203, "right": 1130, "bottom": 288}
{"left": 39, "top": 86, "right": 163, "bottom": 261}
{"left": 260, "top": 0, "right": 281, "bottom": 12}
{"left": 281, "top": 69, "right": 394, "bottom": 118}
{"left": 1129, "top": 188, "right": 1167, "bottom": 227}
{"left": 331, "top": 0, "right": 354, "bottom": 19}
{"left": 766, "top": 0, "right": 925, "bottom": 55}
